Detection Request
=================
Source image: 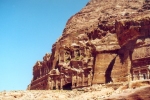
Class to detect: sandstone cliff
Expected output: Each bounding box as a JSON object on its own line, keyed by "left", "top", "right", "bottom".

{"left": 28, "top": 0, "right": 150, "bottom": 90}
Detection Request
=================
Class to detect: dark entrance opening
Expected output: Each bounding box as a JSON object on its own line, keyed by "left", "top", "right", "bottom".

{"left": 143, "top": 74, "right": 146, "bottom": 79}
{"left": 53, "top": 87, "right": 56, "bottom": 90}
{"left": 63, "top": 83, "right": 72, "bottom": 90}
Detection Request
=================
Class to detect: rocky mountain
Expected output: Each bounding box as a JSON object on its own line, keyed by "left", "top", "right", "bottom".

{"left": 28, "top": 0, "right": 150, "bottom": 90}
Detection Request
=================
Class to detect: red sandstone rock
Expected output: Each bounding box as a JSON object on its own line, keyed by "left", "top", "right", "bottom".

{"left": 28, "top": 0, "right": 150, "bottom": 90}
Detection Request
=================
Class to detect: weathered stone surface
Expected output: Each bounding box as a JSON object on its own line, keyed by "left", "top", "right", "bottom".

{"left": 1, "top": 81, "right": 150, "bottom": 100}
{"left": 28, "top": 0, "right": 150, "bottom": 90}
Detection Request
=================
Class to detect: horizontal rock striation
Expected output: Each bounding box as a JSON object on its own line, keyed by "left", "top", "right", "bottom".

{"left": 28, "top": 0, "right": 150, "bottom": 90}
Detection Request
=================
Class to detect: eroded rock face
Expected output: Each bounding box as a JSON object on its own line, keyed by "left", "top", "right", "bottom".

{"left": 28, "top": 0, "right": 150, "bottom": 90}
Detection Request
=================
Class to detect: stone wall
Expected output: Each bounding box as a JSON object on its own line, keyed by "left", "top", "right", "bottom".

{"left": 28, "top": 0, "right": 150, "bottom": 90}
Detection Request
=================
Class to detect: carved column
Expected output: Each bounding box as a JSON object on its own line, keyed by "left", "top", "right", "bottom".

{"left": 139, "top": 70, "right": 143, "bottom": 80}
{"left": 76, "top": 74, "right": 79, "bottom": 87}
{"left": 55, "top": 78, "right": 58, "bottom": 90}
{"left": 72, "top": 73, "right": 75, "bottom": 88}
{"left": 48, "top": 82, "right": 51, "bottom": 90}
{"left": 138, "top": 70, "right": 140, "bottom": 80}
{"left": 88, "top": 70, "right": 92, "bottom": 86}
{"left": 136, "top": 74, "right": 138, "bottom": 80}
{"left": 147, "top": 69, "right": 150, "bottom": 79}
{"left": 133, "top": 74, "right": 135, "bottom": 81}
{"left": 87, "top": 74, "right": 90, "bottom": 86}
{"left": 132, "top": 71, "right": 134, "bottom": 81}
{"left": 51, "top": 79, "right": 54, "bottom": 90}
{"left": 82, "top": 73, "right": 85, "bottom": 86}
{"left": 60, "top": 74, "right": 64, "bottom": 90}
{"left": 60, "top": 78, "right": 63, "bottom": 90}
{"left": 148, "top": 65, "right": 150, "bottom": 79}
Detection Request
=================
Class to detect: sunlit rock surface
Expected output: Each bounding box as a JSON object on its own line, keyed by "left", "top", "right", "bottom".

{"left": 1, "top": 80, "right": 150, "bottom": 100}
{"left": 27, "top": 0, "right": 150, "bottom": 90}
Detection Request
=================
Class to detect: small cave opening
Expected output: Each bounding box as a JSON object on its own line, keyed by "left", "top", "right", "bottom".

{"left": 63, "top": 83, "right": 72, "bottom": 90}
{"left": 53, "top": 87, "right": 56, "bottom": 90}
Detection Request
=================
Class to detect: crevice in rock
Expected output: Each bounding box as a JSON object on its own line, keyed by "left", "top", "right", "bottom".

{"left": 105, "top": 55, "right": 117, "bottom": 83}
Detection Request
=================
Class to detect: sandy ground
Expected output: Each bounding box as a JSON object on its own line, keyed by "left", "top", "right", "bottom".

{"left": 0, "top": 81, "right": 150, "bottom": 100}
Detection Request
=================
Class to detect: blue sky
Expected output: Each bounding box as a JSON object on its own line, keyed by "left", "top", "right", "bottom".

{"left": 0, "top": 0, "right": 89, "bottom": 91}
